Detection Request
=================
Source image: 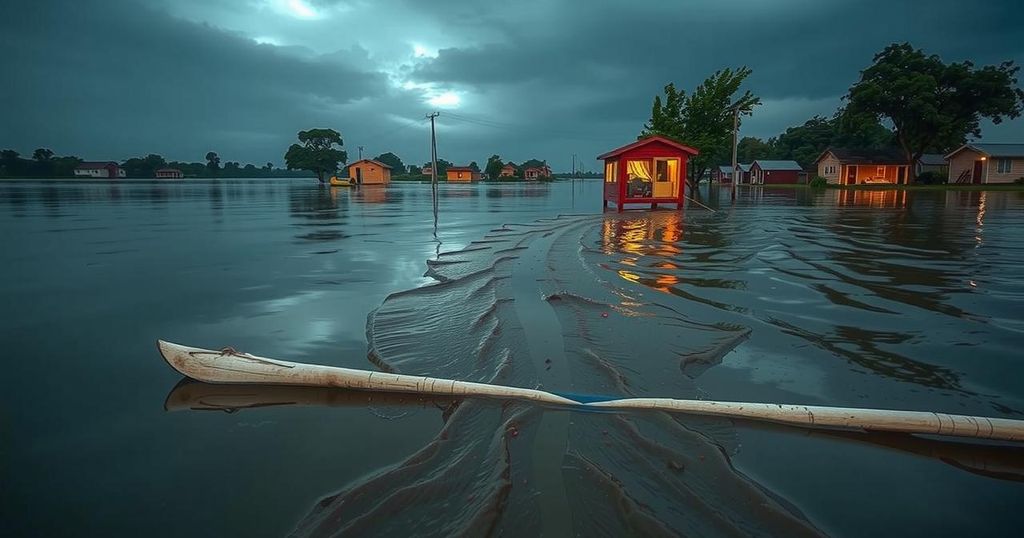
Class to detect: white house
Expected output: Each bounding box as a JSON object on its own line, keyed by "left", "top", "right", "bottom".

{"left": 74, "top": 162, "right": 125, "bottom": 179}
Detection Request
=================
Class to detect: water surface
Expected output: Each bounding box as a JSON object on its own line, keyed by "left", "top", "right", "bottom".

{"left": 1, "top": 180, "right": 1022, "bottom": 536}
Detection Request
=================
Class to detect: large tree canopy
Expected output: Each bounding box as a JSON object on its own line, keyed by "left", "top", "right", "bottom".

{"left": 484, "top": 154, "right": 503, "bottom": 180}
{"left": 844, "top": 42, "right": 1024, "bottom": 180}
{"left": 373, "top": 152, "right": 404, "bottom": 172}
{"left": 285, "top": 128, "right": 347, "bottom": 183}
{"left": 644, "top": 67, "right": 761, "bottom": 190}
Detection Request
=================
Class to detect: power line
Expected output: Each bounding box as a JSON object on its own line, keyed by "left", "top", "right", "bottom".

{"left": 441, "top": 111, "right": 622, "bottom": 143}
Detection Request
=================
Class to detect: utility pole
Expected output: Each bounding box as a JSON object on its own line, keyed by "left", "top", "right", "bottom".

{"left": 426, "top": 112, "right": 440, "bottom": 223}
{"left": 358, "top": 145, "right": 364, "bottom": 160}
{"left": 572, "top": 153, "right": 576, "bottom": 178}
{"left": 426, "top": 112, "right": 440, "bottom": 183}
{"left": 730, "top": 106, "right": 739, "bottom": 202}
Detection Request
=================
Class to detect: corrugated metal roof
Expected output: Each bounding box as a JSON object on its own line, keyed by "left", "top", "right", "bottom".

{"left": 718, "top": 165, "right": 733, "bottom": 173}
{"left": 597, "top": 135, "right": 699, "bottom": 160}
{"left": 753, "top": 160, "right": 802, "bottom": 171}
{"left": 738, "top": 163, "right": 752, "bottom": 172}
{"left": 918, "top": 154, "right": 946, "bottom": 166}
{"left": 968, "top": 144, "right": 1024, "bottom": 157}
{"left": 820, "top": 148, "right": 906, "bottom": 164}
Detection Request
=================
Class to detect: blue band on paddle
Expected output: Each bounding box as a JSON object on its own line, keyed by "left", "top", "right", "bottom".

{"left": 551, "top": 391, "right": 618, "bottom": 404}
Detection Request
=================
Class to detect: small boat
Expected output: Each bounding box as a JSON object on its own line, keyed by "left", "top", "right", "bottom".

{"left": 329, "top": 176, "right": 352, "bottom": 187}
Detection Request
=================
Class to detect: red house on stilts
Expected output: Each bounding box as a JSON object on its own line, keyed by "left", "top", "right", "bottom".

{"left": 598, "top": 135, "right": 698, "bottom": 211}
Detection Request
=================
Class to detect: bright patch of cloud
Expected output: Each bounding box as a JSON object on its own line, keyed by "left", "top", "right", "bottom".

{"left": 273, "top": 0, "right": 319, "bottom": 19}
{"left": 254, "top": 36, "right": 282, "bottom": 46}
{"left": 428, "top": 91, "right": 461, "bottom": 108}
{"left": 412, "top": 43, "right": 438, "bottom": 59}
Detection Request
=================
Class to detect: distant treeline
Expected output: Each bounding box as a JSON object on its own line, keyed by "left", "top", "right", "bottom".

{"left": 0, "top": 149, "right": 312, "bottom": 178}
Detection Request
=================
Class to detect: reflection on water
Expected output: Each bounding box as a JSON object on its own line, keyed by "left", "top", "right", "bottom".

{"left": 2, "top": 180, "right": 1024, "bottom": 536}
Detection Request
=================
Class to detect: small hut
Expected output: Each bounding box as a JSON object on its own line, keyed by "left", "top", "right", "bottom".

{"left": 346, "top": 159, "right": 392, "bottom": 185}
{"left": 597, "top": 135, "right": 698, "bottom": 211}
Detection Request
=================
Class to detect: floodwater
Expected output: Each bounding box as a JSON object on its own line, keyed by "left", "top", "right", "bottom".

{"left": 1, "top": 179, "right": 1023, "bottom": 537}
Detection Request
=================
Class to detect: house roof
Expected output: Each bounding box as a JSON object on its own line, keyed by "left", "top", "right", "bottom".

{"left": 752, "top": 159, "right": 802, "bottom": 171}
{"left": 918, "top": 153, "right": 946, "bottom": 166}
{"left": 446, "top": 166, "right": 477, "bottom": 171}
{"left": 817, "top": 148, "right": 906, "bottom": 165}
{"left": 738, "top": 163, "right": 752, "bottom": 172}
{"left": 75, "top": 161, "right": 118, "bottom": 169}
{"left": 596, "top": 135, "right": 699, "bottom": 160}
{"left": 156, "top": 168, "right": 182, "bottom": 173}
{"left": 718, "top": 165, "right": 733, "bottom": 174}
{"left": 945, "top": 143, "right": 1024, "bottom": 160}
{"left": 502, "top": 163, "right": 517, "bottom": 168}
{"left": 348, "top": 159, "right": 392, "bottom": 169}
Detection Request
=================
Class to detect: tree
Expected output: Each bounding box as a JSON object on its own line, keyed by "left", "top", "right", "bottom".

{"left": 484, "top": 154, "right": 503, "bottom": 180}
{"left": 469, "top": 161, "right": 479, "bottom": 172}
{"left": 770, "top": 114, "right": 892, "bottom": 169}
{"left": 423, "top": 159, "right": 452, "bottom": 176}
{"left": 844, "top": 42, "right": 1024, "bottom": 181}
{"left": 644, "top": 67, "right": 761, "bottom": 191}
{"left": 32, "top": 148, "right": 54, "bottom": 161}
{"left": 122, "top": 154, "right": 167, "bottom": 178}
{"left": 736, "top": 136, "right": 775, "bottom": 163}
{"left": 264, "top": 162, "right": 273, "bottom": 170}
{"left": 373, "top": 152, "right": 405, "bottom": 173}
{"left": 285, "top": 128, "right": 347, "bottom": 183}
{"left": 206, "top": 152, "right": 221, "bottom": 174}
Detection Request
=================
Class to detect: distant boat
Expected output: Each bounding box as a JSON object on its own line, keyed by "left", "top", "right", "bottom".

{"left": 329, "top": 176, "right": 352, "bottom": 187}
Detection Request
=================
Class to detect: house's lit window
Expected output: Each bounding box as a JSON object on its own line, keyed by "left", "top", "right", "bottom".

{"left": 876, "top": 166, "right": 886, "bottom": 177}
{"left": 654, "top": 158, "right": 679, "bottom": 182}
{"left": 996, "top": 158, "right": 1012, "bottom": 173}
{"left": 626, "top": 160, "right": 653, "bottom": 197}
{"left": 604, "top": 161, "right": 617, "bottom": 183}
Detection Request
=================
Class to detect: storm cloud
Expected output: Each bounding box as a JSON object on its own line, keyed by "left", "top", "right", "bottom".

{"left": 2, "top": 0, "right": 1023, "bottom": 170}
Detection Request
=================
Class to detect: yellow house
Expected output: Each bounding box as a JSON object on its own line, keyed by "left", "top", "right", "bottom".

{"left": 815, "top": 148, "right": 909, "bottom": 185}
{"left": 446, "top": 166, "right": 480, "bottom": 181}
{"left": 945, "top": 143, "right": 1024, "bottom": 184}
{"left": 346, "top": 159, "right": 392, "bottom": 185}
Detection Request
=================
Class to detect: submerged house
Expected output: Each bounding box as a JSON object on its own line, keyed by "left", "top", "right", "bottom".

{"left": 499, "top": 163, "right": 517, "bottom": 177}
{"left": 945, "top": 143, "right": 1024, "bottom": 184}
{"left": 446, "top": 166, "right": 480, "bottom": 181}
{"left": 74, "top": 162, "right": 125, "bottom": 179}
{"left": 524, "top": 164, "right": 551, "bottom": 180}
{"left": 155, "top": 168, "right": 183, "bottom": 179}
{"left": 597, "top": 135, "right": 698, "bottom": 211}
{"left": 346, "top": 159, "right": 392, "bottom": 184}
{"left": 916, "top": 153, "right": 947, "bottom": 177}
{"left": 815, "top": 148, "right": 910, "bottom": 185}
{"left": 714, "top": 165, "right": 734, "bottom": 183}
{"left": 749, "top": 160, "right": 803, "bottom": 184}
{"left": 737, "top": 163, "right": 752, "bottom": 183}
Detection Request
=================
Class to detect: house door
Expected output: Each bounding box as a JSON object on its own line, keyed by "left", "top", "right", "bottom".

{"left": 653, "top": 158, "right": 679, "bottom": 198}
{"left": 356, "top": 167, "right": 363, "bottom": 184}
{"left": 972, "top": 160, "right": 983, "bottom": 184}
{"left": 896, "top": 166, "right": 906, "bottom": 184}
{"left": 846, "top": 165, "right": 857, "bottom": 185}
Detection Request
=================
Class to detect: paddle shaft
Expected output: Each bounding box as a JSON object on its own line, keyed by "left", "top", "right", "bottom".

{"left": 158, "top": 341, "right": 1024, "bottom": 442}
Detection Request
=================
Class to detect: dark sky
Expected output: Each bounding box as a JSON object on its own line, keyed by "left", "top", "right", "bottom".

{"left": 2, "top": 0, "right": 1022, "bottom": 171}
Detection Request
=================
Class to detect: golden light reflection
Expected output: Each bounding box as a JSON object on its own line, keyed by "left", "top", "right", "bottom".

{"left": 974, "top": 191, "right": 986, "bottom": 249}
{"left": 601, "top": 212, "right": 688, "bottom": 293}
{"left": 835, "top": 189, "right": 907, "bottom": 208}
{"left": 617, "top": 269, "right": 641, "bottom": 283}
{"left": 654, "top": 273, "right": 680, "bottom": 292}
